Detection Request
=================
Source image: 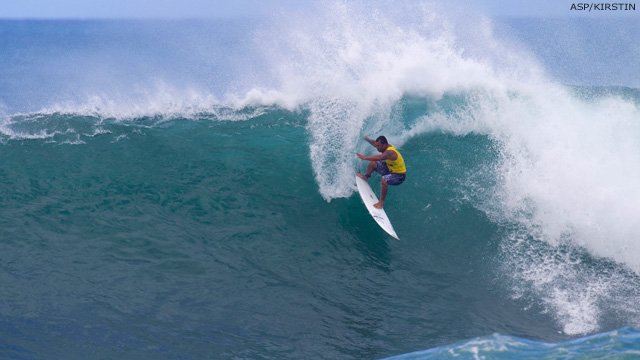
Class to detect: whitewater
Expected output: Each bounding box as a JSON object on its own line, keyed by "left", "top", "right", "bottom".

{"left": 1, "top": 1, "right": 640, "bottom": 358}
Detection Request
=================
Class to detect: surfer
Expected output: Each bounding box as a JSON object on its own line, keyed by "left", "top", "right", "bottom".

{"left": 356, "top": 135, "right": 406, "bottom": 209}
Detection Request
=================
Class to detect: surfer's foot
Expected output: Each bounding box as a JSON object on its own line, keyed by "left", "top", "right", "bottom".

{"left": 357, "top": 173, "right": 371, "bottom": 181}
{"left": 373, "top": 201, "right": 383, "bottom": 209}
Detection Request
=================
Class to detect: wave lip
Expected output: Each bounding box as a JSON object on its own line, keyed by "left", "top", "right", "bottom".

{"left": 242, "top": 1, "right": 547, "bottom": 201}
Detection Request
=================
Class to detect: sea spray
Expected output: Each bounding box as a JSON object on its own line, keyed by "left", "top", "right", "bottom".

{"left": 243, "top": 1, "right": 544, "bottom": 201}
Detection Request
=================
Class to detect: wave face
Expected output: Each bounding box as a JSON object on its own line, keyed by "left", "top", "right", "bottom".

{"left": 1, "top": 2, "right": 640, "bottom": 359}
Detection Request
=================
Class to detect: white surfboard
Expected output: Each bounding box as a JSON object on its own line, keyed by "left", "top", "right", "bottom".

{"left": 355, "top": 175, "right": 399, "bottom": 240}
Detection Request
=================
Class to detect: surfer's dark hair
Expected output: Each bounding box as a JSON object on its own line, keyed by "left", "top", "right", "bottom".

{"left": 376, "top": 136, "right": 388, "bottom": 144}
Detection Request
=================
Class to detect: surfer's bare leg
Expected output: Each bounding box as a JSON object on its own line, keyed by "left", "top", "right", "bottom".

{"left": 357, "top": 161, "right": 377, "bottom": 180}
{"left": 374, "top": 177, "right": 388, "bottom": 209}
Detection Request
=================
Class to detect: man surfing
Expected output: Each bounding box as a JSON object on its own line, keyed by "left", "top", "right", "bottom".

{"left": 356, "top": 135, "right": 406, "bottom": 209}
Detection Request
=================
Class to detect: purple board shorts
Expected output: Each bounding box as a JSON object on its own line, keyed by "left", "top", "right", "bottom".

{"left": 375, "top": 161, "right": 406, "bottom": 185}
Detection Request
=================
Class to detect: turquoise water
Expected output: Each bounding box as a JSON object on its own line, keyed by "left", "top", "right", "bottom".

{"left": 2, "top": 3, "right": 640, "bottom": 359}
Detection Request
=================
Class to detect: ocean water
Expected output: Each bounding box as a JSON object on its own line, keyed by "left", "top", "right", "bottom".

{"left": 1, "top": 2, "right": 640, "bottom": 359}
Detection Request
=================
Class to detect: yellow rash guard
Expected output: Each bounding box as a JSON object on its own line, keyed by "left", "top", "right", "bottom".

{"left": 385, "top": 145, "right": 406, "bottom": 174}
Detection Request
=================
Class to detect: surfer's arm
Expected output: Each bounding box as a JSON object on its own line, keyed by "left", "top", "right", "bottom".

{"left": 357, "top": 153, "right": 380, "bottom": 161}
{"left": 357, "top": 150, "right": 396, "bottom": 161}
{"left": 364, "top": 136, "right": 376, "bottom": 146}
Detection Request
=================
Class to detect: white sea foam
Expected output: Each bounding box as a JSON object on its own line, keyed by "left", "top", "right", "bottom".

{"left": 241, "top": 1, "right": 545, "bottom": 200}
{"left": 419, "top": 69, "right": 640, "bottom": 334}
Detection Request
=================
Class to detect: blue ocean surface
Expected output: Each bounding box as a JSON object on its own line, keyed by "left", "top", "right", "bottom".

{"left": 1, "top": 2, "right": 640, "bottom": 359}
{"left": 385, "top": 327, "right": 640, "bottom": 359}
